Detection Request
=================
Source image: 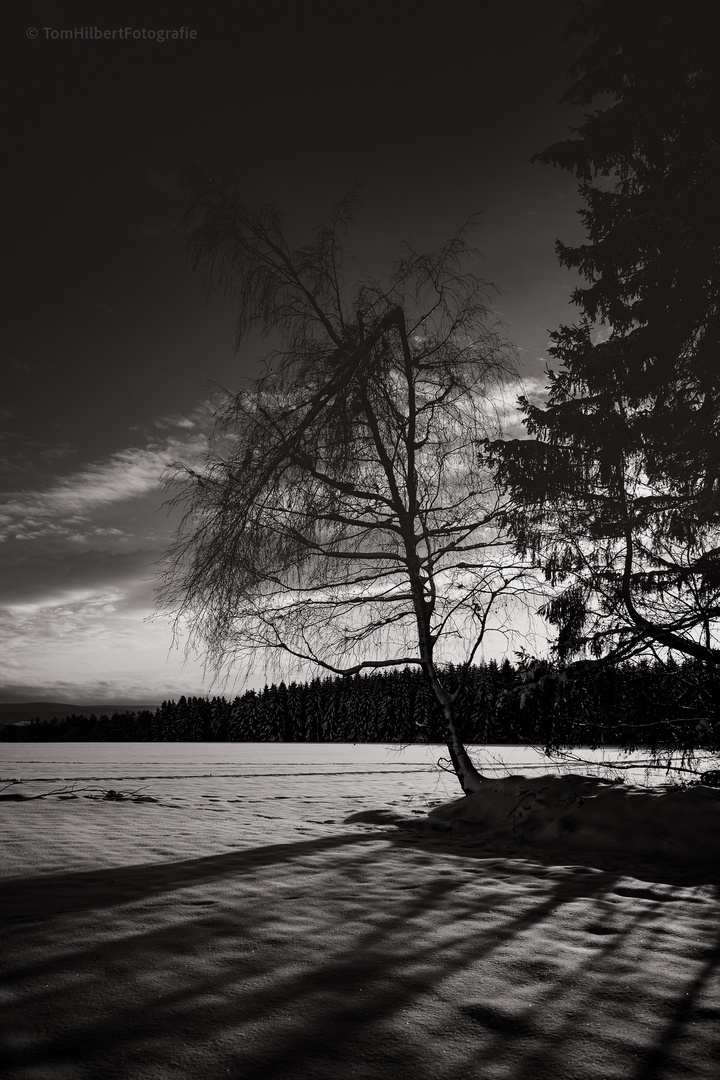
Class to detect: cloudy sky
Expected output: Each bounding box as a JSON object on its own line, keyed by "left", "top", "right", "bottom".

{"left": 1, "top": 0, "right": 587, "bottom": 704}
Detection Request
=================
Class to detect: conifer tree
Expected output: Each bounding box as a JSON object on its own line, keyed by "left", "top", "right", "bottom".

{"left": 488, "top": 0, "right": 720, "bottom": 712}
{"left": 286, "top": 681, "right": 305, "bottom": 741}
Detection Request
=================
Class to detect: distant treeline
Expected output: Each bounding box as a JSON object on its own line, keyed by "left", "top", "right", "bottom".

{"left": 2, "top": 658, "right": 719, "bottom": 753}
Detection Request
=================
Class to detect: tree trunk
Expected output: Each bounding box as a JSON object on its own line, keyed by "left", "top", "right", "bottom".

{"left": 443, "top": 702, "right": 485, "bottom": 794}
{"left": 417, "top": 638, "right": 486, "bottom": 795}
{"left": 409, "top": 554, "right": 486, "bottom": 795}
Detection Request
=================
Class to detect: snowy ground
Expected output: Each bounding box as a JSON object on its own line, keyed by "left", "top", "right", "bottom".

{"left": 1, "top": 743, "right": 720, "bottom": 1079}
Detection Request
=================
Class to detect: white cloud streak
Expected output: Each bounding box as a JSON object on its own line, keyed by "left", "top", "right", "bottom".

{"left": 0, "top": 425, "right": 209, "bottom": 543}
{"left": 485, "top": 375, "right": 550, "bottom": 439}
{"left": 0, "top": 410, "right": 221, "bottom": 700}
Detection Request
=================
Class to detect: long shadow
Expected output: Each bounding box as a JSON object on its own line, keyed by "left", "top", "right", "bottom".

{"left": 0, "top": 830, "right": 380, "bottom": 920}
{"left": 0, "top": 846, "right": 620, "bottom": 1079}
{"left": 632, "top": 929, "right": 720, "bottom": 1080}
{"left": 2, "top": 822, "right": 719, "bottom": 1080}
{"left": 3, "top": 811, "right": 714, "bottom": 930}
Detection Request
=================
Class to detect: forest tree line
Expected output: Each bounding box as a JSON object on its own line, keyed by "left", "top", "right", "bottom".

{"left": 2, "top": 658, "right": 718, "bottom": 754}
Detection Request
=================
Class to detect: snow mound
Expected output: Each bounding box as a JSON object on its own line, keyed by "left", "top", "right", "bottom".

{"left": 427, "top": 773, "right": 720, "bottom": 861}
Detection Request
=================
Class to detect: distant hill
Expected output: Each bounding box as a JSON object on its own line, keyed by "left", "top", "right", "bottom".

{"left": 0, "top": 702, "right": 159, "bottom": 726}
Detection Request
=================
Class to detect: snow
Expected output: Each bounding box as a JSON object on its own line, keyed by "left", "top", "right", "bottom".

{"left": 1, "top": 743, "right": 720, "bottom": 1079}
{"left": 425, "top": 773, "right": 720, "bottom": 861}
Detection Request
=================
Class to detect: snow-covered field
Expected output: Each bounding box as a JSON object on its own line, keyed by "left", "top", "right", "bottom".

{"left": 1, "top": 743, "right": 720, "bottom": 1079}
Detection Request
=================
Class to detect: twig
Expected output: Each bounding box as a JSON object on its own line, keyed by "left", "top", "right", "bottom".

{"left": 0, "top": 782, "right": 158, "bottom": 802}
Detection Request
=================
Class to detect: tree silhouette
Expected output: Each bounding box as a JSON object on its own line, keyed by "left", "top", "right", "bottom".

{"left": 158, "top": 176, "right": 536, "bottom": 792}
{"left": 487, "top": 0, "right": 720, "bottom": 732}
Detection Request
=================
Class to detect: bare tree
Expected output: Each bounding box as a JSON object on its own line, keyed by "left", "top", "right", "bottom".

{"left": 158, "top": 176, "right": 536, "bottom": 793}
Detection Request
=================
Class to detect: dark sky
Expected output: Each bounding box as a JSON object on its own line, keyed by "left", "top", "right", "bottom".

{"left": 0, "top": 0, "right": 587, "bottom": 702}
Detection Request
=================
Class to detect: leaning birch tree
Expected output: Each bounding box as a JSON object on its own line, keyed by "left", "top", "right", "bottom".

{"left": 158, "top": 177, "right": 535, "bottom": 793}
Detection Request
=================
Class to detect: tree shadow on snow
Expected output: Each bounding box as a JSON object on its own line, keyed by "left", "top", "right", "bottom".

{"left": 1, "top": 824, "right": 719, "bottom": 1080}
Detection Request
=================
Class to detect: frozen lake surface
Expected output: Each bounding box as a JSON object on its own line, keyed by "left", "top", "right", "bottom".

{"left": 1, "top": 741, "right": 713, "bottom": 788}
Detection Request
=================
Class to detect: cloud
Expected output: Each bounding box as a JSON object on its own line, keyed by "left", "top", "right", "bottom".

{"left": 0, "top": 680, "right": 160, "bottom": 706}
{"left": 0, "top": 408, "right": 225, "bottom": 702}
{"left": 486, "top": 375, "right": 549, "bottom": 439}
{"left": 0, "top": 671, "right": 208, "bottom": 707}
{"left": 0, "top": 545, "right": 159, "bottom": 608}
{"left": 0, "top": 435, "right": 79, "bottom": 488}
{"left": 0, "top": 422, "right": 209, "bottom": 544}
{"left": 518, "top": 374, "right": 551, "bottom": 406}
{"left": 0, "top": 590, "right": 129, "bottom": 642}
{"left": 0, "top": 589, "right": 211, "bottom": 704}
{"left": 150, "top": 403, "right": 216, "bottom": 431}
{"left": 0, "top": 408, "right": 215, "bottom": 625}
